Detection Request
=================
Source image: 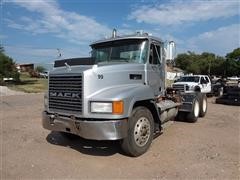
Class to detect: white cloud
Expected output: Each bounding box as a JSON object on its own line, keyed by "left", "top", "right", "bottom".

{"left": 0, "top": 34, "right": 8, "bottom": 40}
{"left": 5, "top": 45, "right": 58, "bottom": 58}
{"left": 129, "top": 0, "right": 239, "bottom": 26}
{"left": 6, "top": 0, "right": 112, "bottom": 44}
{"left": 4, "top": 44, "right": 91, "bottom": 63}
{"left": 186, "top": 24, "right": 240, "bottom": 56}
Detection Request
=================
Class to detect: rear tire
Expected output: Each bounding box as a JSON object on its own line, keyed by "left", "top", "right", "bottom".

{"left": 175, "top": 111, "right": 186, "bottom": 121}
{"left": 199, "top": 94, "right": 207, "bottom": 117}
{"left": 186, "top": 96, "right": 200, "bottom": 123}
{"left": 121, "top": 106, "right": 154, "bottom": 157}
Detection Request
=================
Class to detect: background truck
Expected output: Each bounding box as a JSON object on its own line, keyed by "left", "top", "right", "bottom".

{"left": 42, "top": 30, "right": 208, "bottom": 157}
{"left": 172, "top": 75, "right": 211, "bottom": 93}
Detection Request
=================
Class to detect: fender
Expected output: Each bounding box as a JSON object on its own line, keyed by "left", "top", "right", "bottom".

{"left": 87, "top": 83, "right": 155, "bottom": 117}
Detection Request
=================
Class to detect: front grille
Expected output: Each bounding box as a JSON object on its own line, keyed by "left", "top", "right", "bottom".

{"left": 48, "top": 75, "right": 82, "bottom": 114}
{"left": 172, "top": 84, "right": 186, "bottom": 92}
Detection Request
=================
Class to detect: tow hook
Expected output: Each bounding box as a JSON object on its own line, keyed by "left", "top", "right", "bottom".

{"left": 49, "top": 114, "right": 55, "bottom": 125}
{"left": 75, "top": 121, "right": 81, "bottom": 130}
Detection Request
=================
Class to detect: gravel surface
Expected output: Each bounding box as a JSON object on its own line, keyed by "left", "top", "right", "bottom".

{"left": 0, "top": 94, "right": 239, "bottom": 179}
{"left": 0, "top": 86, "right": 25, "bottom": 96}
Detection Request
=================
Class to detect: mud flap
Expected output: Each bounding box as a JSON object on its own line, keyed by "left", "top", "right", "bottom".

{"left": 178, "top": 93, "right": 196, "bottom": 112}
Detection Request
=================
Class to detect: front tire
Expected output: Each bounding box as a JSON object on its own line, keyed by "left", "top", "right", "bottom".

{"left": 121, "top": 106, "right": 154, "bottom": 157}
{"left": 60, "top": 132, "right": 79, "bottom": 140}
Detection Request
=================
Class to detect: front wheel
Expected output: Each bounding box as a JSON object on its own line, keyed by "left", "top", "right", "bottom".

{"left": 121, "top": 106, "right": 154, "bottom": 157}
{"left": 60, "top": 132, "right": 79, "bottom": 140}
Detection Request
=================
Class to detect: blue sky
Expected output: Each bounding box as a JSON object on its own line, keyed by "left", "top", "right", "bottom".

{"left": 1, "top": 0, "right": 239, "bottom": 65}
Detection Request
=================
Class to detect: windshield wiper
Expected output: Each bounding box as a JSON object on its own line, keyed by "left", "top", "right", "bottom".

{"left": 114, "top": 58, "right": 129, "bottom": 62}
{"left": 97, "top": 59, "right": 129, "bottom": 64}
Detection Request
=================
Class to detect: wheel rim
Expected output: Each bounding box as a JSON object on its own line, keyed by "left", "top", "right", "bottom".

{"left": 219, "top": 88, "right": 223, "bottom": 96}
{"left": 202, "top": 98, "right": 207, "bottom": 113}
{"left": 134, "top": 117, "right": 151, "bottom": 147}
{"left": 194, "top": 100, "right": 200, "bottom": 117}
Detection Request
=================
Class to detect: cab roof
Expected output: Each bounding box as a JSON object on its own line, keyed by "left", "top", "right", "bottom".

{"left": 90, "top": 32, "right": 163, "bottom": 46}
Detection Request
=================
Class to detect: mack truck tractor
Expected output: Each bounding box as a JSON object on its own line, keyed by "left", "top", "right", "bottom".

{"left": 42, "top": 30, "right": 208, "bottom": 157}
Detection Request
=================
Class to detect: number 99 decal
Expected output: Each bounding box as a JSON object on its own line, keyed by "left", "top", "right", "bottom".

{"left": 98, "top": 74, "right": 103, "bottom": 79}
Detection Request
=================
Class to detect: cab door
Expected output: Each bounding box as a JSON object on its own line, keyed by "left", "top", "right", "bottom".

{"left": 204, "top": 76, "right": 211, "bottom": 93}
{"left": 147, "top": 43, "right": 164, "bottom": 96}
{"left": 200, "top": 76, "right": 211, "bottom": 93}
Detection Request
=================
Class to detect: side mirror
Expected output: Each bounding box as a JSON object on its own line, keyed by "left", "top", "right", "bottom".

{"left": 89, "top": 50, "right": 93, "bottom": 56}
{"left": 166, "top": 41, "right": 176, "bottom": 61}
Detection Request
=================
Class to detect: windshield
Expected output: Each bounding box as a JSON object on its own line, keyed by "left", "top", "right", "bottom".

{"left": 178, "top": 76, "right": 200, "bottom": 83}
{"left": 91, "top": 39, "right": 148, "bottom": 64}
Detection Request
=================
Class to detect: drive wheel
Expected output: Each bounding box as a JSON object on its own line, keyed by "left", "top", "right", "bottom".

{"left": 121, "top": 106, "right": 154, "bottom": 157}
{"left": 175, "top": 111, "right": 186, "bottom": 121}
{"left": 186, "top": 97, "right": 200, "bottom": 123}
{"left": 199, "top": 94, "right": 207, "bottom": 117}
{"left": 218, "top": 87, "right": 224, "bottom": 97}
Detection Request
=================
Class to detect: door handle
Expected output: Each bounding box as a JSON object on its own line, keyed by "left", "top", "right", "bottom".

{"left": 151, "top": 66, "right": 157, "bottom": 71}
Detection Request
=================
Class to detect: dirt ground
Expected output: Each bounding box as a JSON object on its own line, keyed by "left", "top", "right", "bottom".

{"left": 0, "top": 86, "right": 25, "bottom": 96}
{"left": 0, "top": 94, "right": 239, "bottom": 179}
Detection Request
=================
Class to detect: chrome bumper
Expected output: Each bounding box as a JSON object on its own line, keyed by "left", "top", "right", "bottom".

{"left": 42, "top": 111, "right": 128, "bottom": 140}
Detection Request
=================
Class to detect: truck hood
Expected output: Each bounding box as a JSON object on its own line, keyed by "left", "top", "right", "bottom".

{"left": 173, "top": 82, "right": 199, "bottom": 86}
{"left": 49, "top": 62, "right": 144, "bottom": 75}
{"left": 49, "top": 63, "right": 146, "bottom": 98}
{"left": 49, "top": 65, "right": 93, "bottom": 75}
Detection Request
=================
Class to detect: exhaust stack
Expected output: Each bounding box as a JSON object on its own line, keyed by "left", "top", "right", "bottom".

{"left": 112, "top": 28, "right": 117, "bottom": 38}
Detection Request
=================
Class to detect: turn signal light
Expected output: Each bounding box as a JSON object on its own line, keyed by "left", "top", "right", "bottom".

{"left": 113, "top": 101, "right": 124, "bottom": 114}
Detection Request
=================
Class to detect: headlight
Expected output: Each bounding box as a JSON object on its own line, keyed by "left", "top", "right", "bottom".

{"left": 190, "top": 85, "right": 195, "bottom": 90}
{"left": 91, "top": 102, "right": 112, "bottom": 113}
{"left": 90, "top": 101, "right": 124, "bottom": 114}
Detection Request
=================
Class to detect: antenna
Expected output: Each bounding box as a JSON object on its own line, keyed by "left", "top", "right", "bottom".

{"left": 57, "top": 48, "right": 62, "bottom": 58}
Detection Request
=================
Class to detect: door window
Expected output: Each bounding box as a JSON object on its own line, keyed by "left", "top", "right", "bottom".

{"left": 204, "top": 76, "right": 210, "bottom": 83}
{"left": 200, "top": 77, "right": 206, "bottom": 84}
{"left": 149, "top": 44, "right": 161, "bottom": 65}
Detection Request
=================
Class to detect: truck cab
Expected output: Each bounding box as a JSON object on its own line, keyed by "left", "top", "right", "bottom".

{"left": 42, "top": 30, "right": 207, "bottom": 156}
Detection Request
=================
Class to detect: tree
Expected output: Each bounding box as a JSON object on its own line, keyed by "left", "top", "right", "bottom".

{"left": 225, "top": 48, "right": 240, "bottom": 77}
{"left": 226, "top": 48, "right": 240, "bottom": 60}
{"left": 211, "top": 56, "right": 225, "bottom": 76}
{"left": 35, "top": 65, "right": 46, "bottom": 73}
{"left": 175, "top": 52, "right": 193, "bottom": 71}
{"left": 0, "top": 46, "right": 4, "bottom": 53}
{"left": 174, "top": 50, "right": 234, "bottom": 76}
{"left": 0, "top": 46, "right": 19, "bottom": 83}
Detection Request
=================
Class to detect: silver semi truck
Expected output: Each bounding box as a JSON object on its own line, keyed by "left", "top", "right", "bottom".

{"left": 42, "top": 30, "right": 207, "bottom": 157}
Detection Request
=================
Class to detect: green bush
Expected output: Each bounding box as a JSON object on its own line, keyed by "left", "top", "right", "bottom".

{"left": 0, "top": 46, "right": 20, "bottom": 84}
